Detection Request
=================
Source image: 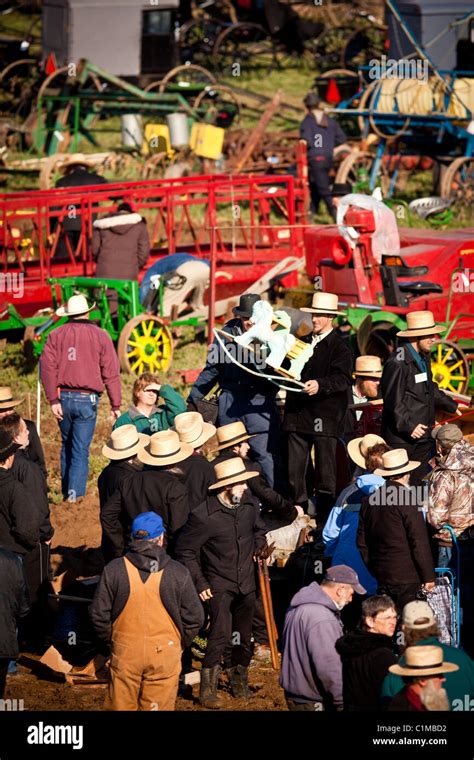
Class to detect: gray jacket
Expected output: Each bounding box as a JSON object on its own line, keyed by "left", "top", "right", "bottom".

{"left": 280, "top": 581, "right": 344, "bottom": 708}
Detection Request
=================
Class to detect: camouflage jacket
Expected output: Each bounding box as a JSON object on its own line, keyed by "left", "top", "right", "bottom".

{"left": 427, "top": 439, "right": 474, "bottom": 541}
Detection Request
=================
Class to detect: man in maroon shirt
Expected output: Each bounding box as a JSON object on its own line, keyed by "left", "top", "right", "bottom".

{"left": 40, "top": 294, "right": 121, "bottom": 501}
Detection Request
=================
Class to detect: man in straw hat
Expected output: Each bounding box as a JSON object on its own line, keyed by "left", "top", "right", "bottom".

{"left": 101, "top": 430, "right": 191, "bottom": 559}
{"left": 99, "top": 425, "right": 149, "bottom": 563}
{"left": 387, "top": 645, "right": 458, "bottom": 711}
{"left": 0, "top": 387, "right": 46, "bottom": 479}
{"left": 381, "top": 309, "right": 461, "bottom": 482}
{"left": 90, "top": 511, "right": 203, "bottom": 711}
{"left": 175, "top": 457, "right": 268, "bottom": 708}
{"left": 0, "top": 429, "right": 40, "bottom": 557}
{"left": 188, "top": 293, "right": 281, "bottom": 488}
{"left": 344, "top": 355, "right": 383, "bottom": 441}
{"left": 382, "top": 600, "right": 474, "bottom": 709}
{"left": 357, "top": 448, "right": 435, "bottom": 610}
{"left": 282, "top": 291, "right": 353, "bottom": 524}
{"left": 40, "top": 293, "right": 121, "bottom": 502}
{"left": 173, "top": 411, "right": 217, "bottom": 510}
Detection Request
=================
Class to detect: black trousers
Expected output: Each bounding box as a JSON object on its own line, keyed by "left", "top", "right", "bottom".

{"left": 287, "top": 432, "right": 338, "bottom": 522}
{"left": 19, "top": 543, "right": 52, "bottom": 648}
{"left": 203, "top": 590, "right": 256, "bottom": 669}
{"left": 378, "top": 582, "right": 422, "bottom": 613}
{"left": 308, "top": 157, "right": 336, "bottom": 220}
{"left": 0, "top": 658, "right": 9, "bottom": 699}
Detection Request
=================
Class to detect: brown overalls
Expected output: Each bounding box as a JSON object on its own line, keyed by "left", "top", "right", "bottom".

{"left": 106, "top": 558, "right": 182, "bottom": 711}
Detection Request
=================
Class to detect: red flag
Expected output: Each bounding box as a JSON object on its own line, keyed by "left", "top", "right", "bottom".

{"left": 326, "top": 78, "right": 341, "bottom": 105}
{"left": 45, "top": 52, "right": 57, "bottom": 76}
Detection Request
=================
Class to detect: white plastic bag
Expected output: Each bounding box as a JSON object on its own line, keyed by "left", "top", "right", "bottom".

{"left": 336, "top": 191, "right": 400, "bottom": 264}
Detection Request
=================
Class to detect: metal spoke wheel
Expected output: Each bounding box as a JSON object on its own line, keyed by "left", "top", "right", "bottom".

{"left": 335, "top": 149, "right": 391, "bottom": 197}
{"left": 0, "top": 58, "right": 39, "bottom": 119}
{"left": 193, "top": 84, "right": 240, "bottom": 127}
{"left": 440, "top": 157, "right": 474, "bottom": 226}
{"left": 178, "top": 19, "right": 223, "bottom": 68}
{"left": 118, "top": 315, "right": 174, "bottom": 375}
{"left": 431, "top": 339, "right": 470, "bottom": 395}
{"left": 212, "top": 23, "right": 277, "bottom": 76}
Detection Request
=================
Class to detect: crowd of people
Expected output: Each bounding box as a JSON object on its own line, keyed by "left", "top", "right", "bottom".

{"left": 0, "top": 287, "right": 472, "bottom": 713}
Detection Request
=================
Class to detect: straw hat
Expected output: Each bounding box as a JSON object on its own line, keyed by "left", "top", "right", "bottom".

{"left": 353, "top": 355, "right": 383, "bottom": 378}
{"left": 397, "top": 310, "right": 445, "bottom": 338}
{"left": 301, "top": 291, "right": 345, "bottom": 315}
{"left": 56, "top": 294, "right": 96, "bottom": 317}
{"left": 102, "top": 425, "right": 149, "bottom": 461}
{"left": 0, "top": 386, "right": 24, "bottom": 410}
{"left": 208, "top": 456, "right": 259, "bottom": 490}
{"left": 374, "top": 448, "right": 420, "bottom": 477}
{"left": 389, "top": 645, "right": 458, "bottom": 677}
{"left": 173, "top": 412, "right": 216, "bottom": 449}
{"left": 137, "top": 429, "right": 193, "bottom": 467}
{"left": 347, "top": 433, "right": 386, "bottom": 469}
{"left": 214, "top": 421, "right": 255, "bottom": 451}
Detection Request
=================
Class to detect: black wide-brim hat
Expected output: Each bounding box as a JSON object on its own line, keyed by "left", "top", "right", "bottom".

{"left": 332, "top": 182, "right": 353, "bottom": 197}
{"left": 233, "top": 293, "right": 261, "bottom": 319}
{"left": 0, "top": 430, "right": 20, "bottom": 460}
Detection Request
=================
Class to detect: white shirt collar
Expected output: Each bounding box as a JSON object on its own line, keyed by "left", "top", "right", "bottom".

{"left": 311, "top": 327, "right": 333, "bottom": 347}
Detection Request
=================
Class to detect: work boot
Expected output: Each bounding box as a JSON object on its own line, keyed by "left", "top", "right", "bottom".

{"left": 199, "top": 666, "right": 222, "bottom": 709}
{"left": 226, "top": 664, "right": 252, "bottom": 699}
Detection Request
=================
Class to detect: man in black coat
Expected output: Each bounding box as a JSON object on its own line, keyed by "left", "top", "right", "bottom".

{"left": 300, "top": 93, "right": 347, "bottom": 220}
{"left": 51, "top": 161, "right": 108, "bottom": 259}
{"left": 357, "top": 449, "right": 436, "bottom": 611}
{"left": 0, "top": 430, "right": 40, "bottom": 557}
{"left": 175, "top": 457, "right": 268, "bottom": 708}
{"left": 0, "top": 548, "right": 30, "bottom": 698}
{"left": 0, "top": 387, "right": 47, "bottom": 481}
{"left": 188, "top": 293, "right": 280, "bottom": 488}
{"left": 99, "top": 425, "right": 149, "bottom": 563}
{"left": 381, "top": 310, "right": 460, "bottom": 482}
{"left": 101, "top": 430, "right": 191, "bottom": 559}
{"left": 283, "top": 291, "right": 353, "bottom": 524}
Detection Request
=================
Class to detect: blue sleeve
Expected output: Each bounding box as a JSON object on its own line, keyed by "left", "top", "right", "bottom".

{"left": 323, "top": 506, "right": 344, "bottom": 556}
{"left": 188, "top": 338, "right": 221, "bottom": 402}
{"left": 299, "top": 116, "right": 314, "bottom": 145}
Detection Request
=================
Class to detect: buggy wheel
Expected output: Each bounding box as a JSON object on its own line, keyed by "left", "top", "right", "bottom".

{"left": 193, "top": 84, "right": 240, "bottom": 127}
{"left": 440, "top": 156, "right": 474, "bottom": 226}
{"left": 335, "top": 149, "right": 390, "bottom": 196}
{"left": 118, "top": 315, "right": 174, "bottom": 375}
{"left": 158, "top": 63, "right": 216, "bottom": 92}
{"left": 212, "top": 23, "right": 277, "bottom": 75}
{"left": 431, "top": 340, "right": 470, "bottom": 395}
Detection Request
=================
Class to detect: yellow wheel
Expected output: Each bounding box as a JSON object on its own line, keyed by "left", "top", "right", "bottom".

{"left": 118, "top": 315, "right": 173, "bottom": 376}
{"left": 431, "top": 339, "right": 469, "bottom": 394}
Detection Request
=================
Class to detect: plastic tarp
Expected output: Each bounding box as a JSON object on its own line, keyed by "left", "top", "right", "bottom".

{"left": 336, "top": 192, "right": 401, "bottom": 264}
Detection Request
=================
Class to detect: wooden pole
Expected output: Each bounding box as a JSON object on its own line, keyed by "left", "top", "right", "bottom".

{"left": 258, "top": 559, "right": 279, "bottom": 670}
{"left": 232, "top": 91, "right": 283, "bottom": 174}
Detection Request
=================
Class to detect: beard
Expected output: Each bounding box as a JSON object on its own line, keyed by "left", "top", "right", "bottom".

{"left": 419, "top": 682, "right": 450, "bottom": 711}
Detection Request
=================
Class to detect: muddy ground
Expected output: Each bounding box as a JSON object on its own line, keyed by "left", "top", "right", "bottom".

{"left": 3, "top": 407, "right": 287, "bottom": 711}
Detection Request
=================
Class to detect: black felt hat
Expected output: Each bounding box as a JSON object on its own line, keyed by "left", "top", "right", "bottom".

{"left": 0, "top": 430, "right": 20, "bottom": 461}
{"left": 232, "top": 293, "right": 261, "bottom": 319}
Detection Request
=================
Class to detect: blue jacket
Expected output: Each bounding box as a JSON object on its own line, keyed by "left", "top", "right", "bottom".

{"left": 300, "top": 113, "right": 347, "bottom": 161}
{"left": 140, "top": 253, "right": 209, "bottom": 302}
{"left": 323, "top": 475, "right": 384, "bottom": 596}
{"left": 188, "top": 318, "right": 277, "bottom": 403}
{"left": 280, "top": 581, "right": 344, "bottom": 708}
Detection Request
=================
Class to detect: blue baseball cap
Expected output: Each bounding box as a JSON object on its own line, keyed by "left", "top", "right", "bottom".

{"left": 131, "top": 512, "right": 164, "bottom": 540}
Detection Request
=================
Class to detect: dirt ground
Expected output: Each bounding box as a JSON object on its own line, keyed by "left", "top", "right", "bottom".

{"left": 3, "top": 407, "right": 288, "bottom": 711}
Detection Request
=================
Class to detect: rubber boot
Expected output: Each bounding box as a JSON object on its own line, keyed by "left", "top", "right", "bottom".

{"left": 199, "top": 666, "right": 222, "bottom": 709}
{"left": 226, "top": 664, "right": 251, "bottom": 699}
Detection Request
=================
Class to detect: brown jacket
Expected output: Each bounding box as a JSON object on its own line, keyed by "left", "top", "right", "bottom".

{"left": 92, "top": 212, "right": 150, "bottom": 281}
{"left": 427, "top": 439, "right": 474, "bottom": 540}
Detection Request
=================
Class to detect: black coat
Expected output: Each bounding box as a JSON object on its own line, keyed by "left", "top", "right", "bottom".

{"left": 89, "top": 539, "right": 204, "bottom": 648}
{"left": 175, "top": 453, "right": 216, "bottom": 511}
{"left": 175, "top": 492, "right": 267, "bottom": 595}
{"left": 336, "top": 630, "right": 398, "bottom": 711}
{"left": 283, "top": 330, "right": 353, "bottom": 436}
{"left": 24, "top": 420, "right": 47, "bottom": 482}
{"left": 100, "top": 469, "right": 189, "bottom": 559}
{"left": 217, "top": 450, "right": 297, "bottom": 523}
{"left": 97, "top": 460, "right": 140, "bottom": 509}
{"left": 357, "top": 483, "right": 435, "bottom": 586}
{"left": 12, "top": 451, "right": 53, "bottom": 542}
{"left": 0, "top": 467, "right": 39, "bottom": 554}
{"left": 0, "top": 547, "right": 30, "bottom": 658}
{"left": 381, "top": 344, "right": 457, "bottom": 446}
{"left": 53, "top": 167, "right": 108, "bottom": 232}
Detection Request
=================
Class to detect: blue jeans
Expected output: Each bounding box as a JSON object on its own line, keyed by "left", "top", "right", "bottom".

{"left": 437, "top": 547, "right": 452, "bottom": 568}
{"left": 59, "top": 391, "right": 98, "bottom": 499}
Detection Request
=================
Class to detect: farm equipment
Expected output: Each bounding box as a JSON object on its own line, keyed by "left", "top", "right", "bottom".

{"left": 330, "top": 1, "right": 474, "bottom": 220}
{"left": 304, "top": 203, "right": 474, "bottom": 393}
